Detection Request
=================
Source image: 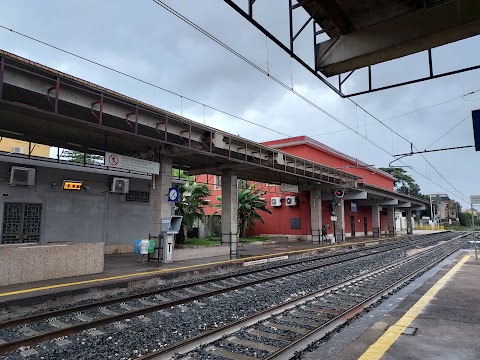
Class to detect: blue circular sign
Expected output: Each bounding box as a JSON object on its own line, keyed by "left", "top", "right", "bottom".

{"left": 168, "top": 187, "right": 180, "bottom": 202}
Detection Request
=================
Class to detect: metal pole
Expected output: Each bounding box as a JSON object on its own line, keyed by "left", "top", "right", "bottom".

{"left": 429, "top": 195, "right": 433, "bottom": 225}
{"left": 472, "top": 203, "right": 477, "bottom": 259}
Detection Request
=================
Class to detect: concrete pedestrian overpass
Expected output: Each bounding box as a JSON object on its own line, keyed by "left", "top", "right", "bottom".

{"left": 0, "top": 50, "right": 428, "bottom": 258}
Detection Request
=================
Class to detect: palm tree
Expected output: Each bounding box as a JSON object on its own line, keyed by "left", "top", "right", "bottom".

{"left": 216, "top": 180, "right": 271, "bottom": 238}
{"left": 175, "top": 180, "right": 211, "bottom": 245}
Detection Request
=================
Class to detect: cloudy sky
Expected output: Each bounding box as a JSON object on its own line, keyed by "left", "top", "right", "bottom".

{"left": 1, "top": 0, "right": 479, "bottom": 207}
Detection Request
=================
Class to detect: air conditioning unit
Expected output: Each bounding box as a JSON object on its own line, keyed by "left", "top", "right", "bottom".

{"left": 111, "top": 177, "right": 129, "bottom": 193}
{"left": 285, "top": 196, "right": 297, "bottom": 206}
{"left": 9, "top": 166, "right": 35, "bottom": 186}
{"left": 11, "top": 147, "right": 24, "bottom": 154}
{"left": 271, "top": 197, "right": 282, "bottom": 207}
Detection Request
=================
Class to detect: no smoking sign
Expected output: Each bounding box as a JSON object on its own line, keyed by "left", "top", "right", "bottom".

{"left": 108, "top": 154, "right": 119, "bottom": 166}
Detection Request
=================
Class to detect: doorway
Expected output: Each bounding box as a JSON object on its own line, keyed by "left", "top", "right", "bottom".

{"left": 350, "top": 215, "right": 355, "bottom": 237}
{"left": 364, "top": 217, "right": 368, "bottom": 236}
{"left": 1, "top": 203, "right": 42, "bottom": 244}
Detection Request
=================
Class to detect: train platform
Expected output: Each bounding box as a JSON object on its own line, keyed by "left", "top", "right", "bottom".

{"left": 0, "top": 230, "right": 446, "bottom": 307}
{"left": 302, "top": 249, "right": 479, "bottom": 360}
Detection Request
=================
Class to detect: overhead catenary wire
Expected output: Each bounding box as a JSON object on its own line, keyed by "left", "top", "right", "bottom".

{"left": 150, "top": 0, "right": 469, "bottom": 203}
{"left": 0, "top": 13, "right": 467, "bottom": 203}
{"left": 0, "top": 25, "right": 291, "bottom": 139}
{"left": 425, "top": 114, "right": 470, "bottom": 150}
{"left": 310, "top": 89, "right": 480, "bottom": 137}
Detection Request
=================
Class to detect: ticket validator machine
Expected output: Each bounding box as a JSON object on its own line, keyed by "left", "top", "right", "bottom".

{"left": 161, "top": 215, "right": 183, "bottom": 263}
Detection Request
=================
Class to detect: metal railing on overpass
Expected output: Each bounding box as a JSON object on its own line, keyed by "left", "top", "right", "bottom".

{"left": 0, "top": 50, "right": 359, "bottom": 188}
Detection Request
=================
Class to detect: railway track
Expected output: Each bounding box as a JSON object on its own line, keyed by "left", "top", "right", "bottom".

{"left": 148, "top": 234, "right": 467, "bottom": 360}
{"left": 0, "top": 232, "right": 465, "bottom": 359}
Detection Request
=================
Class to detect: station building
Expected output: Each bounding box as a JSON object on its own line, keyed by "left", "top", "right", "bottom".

{"left": 200, "top": 136, "right": 420, "bottom": 240}
{"left": 0, "top": 49, "right": 428, "bottom": 286}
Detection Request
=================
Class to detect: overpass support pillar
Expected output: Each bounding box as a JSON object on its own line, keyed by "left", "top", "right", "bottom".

{"left": 388, "top": 206, "right": 396, "bottom": 236}
{"left": 221, "top": 169, "right": 238, "bottom": 259}
{"left": 149, "top": 156, "right": 173, "bottom": 237}
{"left": 372, "top": 204, "right": 381, "bottom": 238}
{"left": 310, "top": 190, "right": 322, "bottom": 244}
{"left": 334, "top": 199, "right": 345, "bottom": 243}
{"left": 406, "top": 209, "right": 413, "bottom": 234}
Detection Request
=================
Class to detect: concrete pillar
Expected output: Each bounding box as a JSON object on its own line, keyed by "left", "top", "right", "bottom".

{"left": 372, "top": 204, "right": 381, "bottom": 238}
{"left": 149, "top": 156, "right": 173, "bottom": 236}
{"left": 387, "top": 206, "right": 396, "bottom": 236}
{"left": 406, "top": 209, "right": 413, "bottom": 234}
{"left": 310, "top": 190, "right": 322, "bottom": 244}
{"left": 221, "top": 169, "right": 238, "bottom": 259}
{"left": 334, "top": 199, "right": 345, "bottom": 243}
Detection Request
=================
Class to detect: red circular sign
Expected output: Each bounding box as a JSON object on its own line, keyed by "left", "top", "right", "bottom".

{"left": 108, "top": 154, "right": 119, "bottom": 166}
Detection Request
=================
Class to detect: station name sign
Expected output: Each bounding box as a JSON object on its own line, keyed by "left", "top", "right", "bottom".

{"left": 105, "top": 152, "right": 160, "bottom": 175}
{"left": 471, "top": 195, "right": 480, "bottom": 205}
{"left": 281, "top": 183, "right": 299, "bottom": 193}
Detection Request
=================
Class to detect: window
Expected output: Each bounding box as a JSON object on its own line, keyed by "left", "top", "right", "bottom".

{"left": 290, "top": 218, "right": 301, "bottom": 229}
{"left": 214, "top": 175, "right": 222, "bottom": 190}
{"left": 2, "top": 203, "right": 42, "bottom": 244}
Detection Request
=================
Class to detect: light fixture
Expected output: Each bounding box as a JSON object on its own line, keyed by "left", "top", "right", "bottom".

{"left": 0, "top": 129, "right": 24, "bottom": 136}
{"left": 88, "top": 147, "right": 105, "bottom": 153}
{"left": 67, "top": 142, "right": 82, "bottom": 148}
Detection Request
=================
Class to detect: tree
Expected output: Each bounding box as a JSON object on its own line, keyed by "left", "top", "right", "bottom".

{"left": 216, "top": 180, "right": 272, "bottom": 238}
{"left": 61, "top": 149, "right": 104, "bottom": 165}
{"left": 175, "top": 180, "right": 211, "bottom": 245}
{"left": 379, "top": 167, "right": 422, "bottom": 196}
{"left": 459, "top": 211, "right": 470, "bottom": 227}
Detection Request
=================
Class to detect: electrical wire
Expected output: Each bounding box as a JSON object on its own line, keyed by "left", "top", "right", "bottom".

{"left": 150, "top": 0, "right": 469, "bottom": 203}
{"left": 0, "top": 12, "right": 467, "bottom": 203}
{"left": 311, "top": 89, "right": 480, "bottom": 137}
{"left": 149, "top": 1, "right": 395, "bottom": 157}
{"left": 0, "top": 25, "right": 291, "bottom": 138}
{"left": 425, "top": 114, "right": 470, "bottom": 150}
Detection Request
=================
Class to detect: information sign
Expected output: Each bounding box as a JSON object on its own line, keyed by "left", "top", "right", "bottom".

{"left": 105, "top": 152, "right": 160, "bottom": 174}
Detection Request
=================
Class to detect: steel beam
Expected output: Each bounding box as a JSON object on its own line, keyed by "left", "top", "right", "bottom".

{"left": 0, "top": 57, "right": 4, "bottom": 100}
{"left": 316, "top": 2, "right": 480, "bottom": 76}
{"left": 322, "top": 191, "right": 368, "bottom": 201}
{"left": 357, "top": 199, "right": 398, "bottom": 206}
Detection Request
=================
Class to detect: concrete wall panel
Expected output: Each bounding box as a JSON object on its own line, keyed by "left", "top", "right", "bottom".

{"left": 0, "top": 162, "right": 151, "bottom": 248}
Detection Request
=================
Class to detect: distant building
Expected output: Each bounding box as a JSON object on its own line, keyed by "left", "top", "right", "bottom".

{"left": 200, "top": 136, "right": 424, "bottom": 240}
{"left": 429, "top": 194, "right": 458, "bottom": 223}
{"left": 0, "top": 138, "right": 50, "bottom": 158}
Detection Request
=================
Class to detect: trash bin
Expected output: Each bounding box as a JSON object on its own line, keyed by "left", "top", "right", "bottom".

{"left": 133, "top": 240, "right": 142, "bottom": 254}
{"left": 148, "top": 239, "right": 155, "bottom": 254}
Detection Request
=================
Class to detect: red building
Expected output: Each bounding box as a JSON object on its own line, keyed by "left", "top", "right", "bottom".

{"left": 198, "top": 136, "right": 420, "bottom": 240}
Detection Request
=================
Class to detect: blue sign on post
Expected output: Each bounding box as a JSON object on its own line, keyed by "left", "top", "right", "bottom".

{"left": 472, "top": 110, "right": 480, "bottom": 151}
{"left": 168, "top": 187, "right": 180, "bottom": 202}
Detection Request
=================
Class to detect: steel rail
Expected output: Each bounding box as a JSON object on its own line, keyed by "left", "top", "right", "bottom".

{"left": 0, "top": 233, "right": 433, "bottom": 328}
{"left": 137, "top": 234, "right": 466, "bottom": 359}
{"left": 265, "top": 238, "right": 467, "bottom": 359}
{"left": 0, "top": 234, "right": 453, "bottom": 355}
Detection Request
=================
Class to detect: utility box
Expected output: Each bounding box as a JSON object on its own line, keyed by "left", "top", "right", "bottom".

{"left": 161, "top": 215, "right": 182, "bottom": 234}
{"left": 160, "top": 215, "right": 183, "bottom": 263}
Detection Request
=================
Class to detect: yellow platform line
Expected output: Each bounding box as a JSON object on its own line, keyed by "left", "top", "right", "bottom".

{"left": 358, "top": 255, "right": 470, "bottom": 360}
{"left": 0, "top": 237, "right": 391, "bottom": 298}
